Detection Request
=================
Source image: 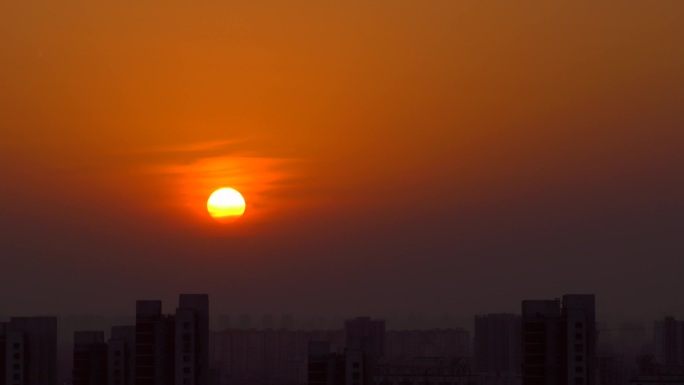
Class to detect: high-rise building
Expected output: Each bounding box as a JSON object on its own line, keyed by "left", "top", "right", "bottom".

{"left": 522, "top": 294, "right": 595, "bottom": 385}
{"left": 0, "top": 317, "right": 57, "bottom": 385}
{"left": 135, "top": 300, "right": 175, "bottom": 385}
{"left": 73, "top": 331, "right": 107, "bottom": 385}
{"left": 475, "top": 313, "right": 522, "bottom": 385}
{"left": 108, "top": 325, "right": 135, "bottom": 385}
{"left": 175, "top": 294, "right": 209, "bottom": 385}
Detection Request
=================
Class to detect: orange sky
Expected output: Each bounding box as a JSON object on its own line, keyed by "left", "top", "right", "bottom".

{"left": 1, "top": 1, "right": 683, "bottom": 319}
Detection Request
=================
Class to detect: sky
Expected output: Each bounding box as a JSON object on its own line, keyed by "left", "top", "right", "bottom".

{"left": 1, "top": 1, "right": 683, "bottom": 325}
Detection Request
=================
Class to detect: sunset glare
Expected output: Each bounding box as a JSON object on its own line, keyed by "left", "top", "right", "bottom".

{"left": 1, "top": 0, "right": 684, "bottom": 330}
{"left": 207, "top": 188, "right": 246, "bottom": 221}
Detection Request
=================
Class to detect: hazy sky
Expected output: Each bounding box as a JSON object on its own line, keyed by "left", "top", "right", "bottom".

{"left": 1, "top": 1, "right": 683, "bottom": 323}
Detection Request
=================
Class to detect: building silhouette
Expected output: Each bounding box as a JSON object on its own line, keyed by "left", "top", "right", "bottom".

{"left": 175, "top": 294, "right": 210, "bottom": 385}
{"left": 135, "top": 300, "right": 175, "bottom": 385}
{"left": 108, "top": 325, "right": 135, "bottom": 385}
{"left": 522, "top": 294, "right": 596, "bottom": 385}
{"left": 0, "top": 317, "right": 57, "bottom": 385}
{"left": 72, "top": 331, "right": 107, "bottom": 385}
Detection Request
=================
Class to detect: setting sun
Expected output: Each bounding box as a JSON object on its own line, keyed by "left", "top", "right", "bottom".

{"left": 207, "top": 188, "right": 246, "bottom": 221}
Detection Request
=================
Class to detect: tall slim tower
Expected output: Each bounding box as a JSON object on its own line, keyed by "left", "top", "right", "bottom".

{"left": 135, "top": 301, "right": 175, "bottom": 385}
{"left": 175, "top": 294, "right": 209, "bottom": 385}
{"left": 561, "top": 295, "right": 595, "bottom": 385}
{"left": 108, "top": 325, "right": 135, "bottom": 385}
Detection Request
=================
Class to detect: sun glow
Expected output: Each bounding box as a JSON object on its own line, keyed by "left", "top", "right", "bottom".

{"left": 207, "top": 187, "right": 246, "bottom": 221}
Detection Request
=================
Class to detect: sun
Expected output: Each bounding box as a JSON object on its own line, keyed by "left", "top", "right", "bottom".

{"left": 207, "top": 187, "right": 246, "bottom": 221}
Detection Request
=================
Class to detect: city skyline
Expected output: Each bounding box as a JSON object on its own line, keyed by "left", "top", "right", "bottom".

{"left": 2, "top": 1, "right": 684, "bottom": 326}
{"left": 5, "top": 291, "right": 682, "bottom": 385}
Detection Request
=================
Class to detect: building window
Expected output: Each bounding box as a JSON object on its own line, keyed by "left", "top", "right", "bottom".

{"left": 353, "top": 362, "right": 360, "bottom": 369}
{"left": 576, "top": 322, "right": 583, "bottom": 328}
{"left": 576, "top": 333, "right": 583, "bottom": 340}
{"left": 575, "top": 344, "right": 583, "bottom": 351}
{"left": 576, "top": 355, "right": 583, "bottom": 362}
{"left": 576, "top": 366, "right": 582, "bottom": 373}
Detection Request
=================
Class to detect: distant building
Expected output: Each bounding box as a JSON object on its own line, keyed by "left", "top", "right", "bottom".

{"left": 372, "top": 357, "right": 481, "bottom": 385}
{"left": 596, "top": 354, "right": 626, "bottom": 385}
{"left": 238, "top": 314, "right": 252, "bottom": 330}
{"left": 210, "top": 328, "right": 345, "bottom": 385}
{"left": 521, "top": 294, "right": 596, "bottom": 385}
{"left": 385, "top": 329, "right": 470, "bottom": 363}
{"left": 0, "top": 317, "right": 57, "bottom": 385}
{"left": 263, "top": 315, "right": 275, "bottom": 330}
{"left": 654, "top": 316, "right": 684, "bottom": 369}
{"left": 281, "top": 314, "right": 294, "bottom": 330}
{"left": 72, "top": 331, "right": 107, "bottom": 385}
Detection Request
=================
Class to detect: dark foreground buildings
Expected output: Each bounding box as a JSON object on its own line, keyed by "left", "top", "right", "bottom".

{"left": 522, "top": 294, "right": 596, "bottom": 385}
{"left": 68, "top": 293, "right": 209, "bottom": 385}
